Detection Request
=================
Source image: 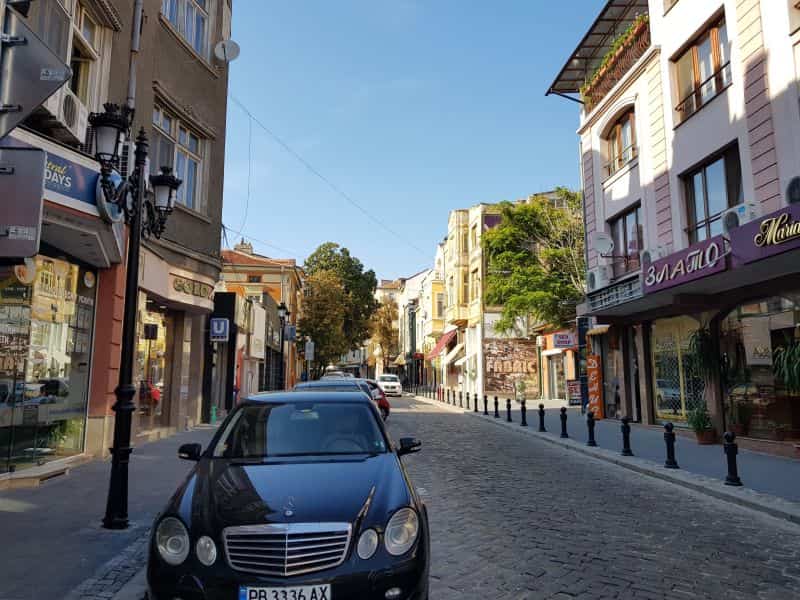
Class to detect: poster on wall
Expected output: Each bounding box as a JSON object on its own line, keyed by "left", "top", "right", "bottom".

{"left": 587, "top": 354, "right": 604, "bottom": 419}
{"left": 483, "top": 338, "right": 539, "bottom": 396}
{"left": 566, "top": 379, "right": 582, "bottom": 406}
{"left": 741, "top": 318, "right": 772, "bottom": 366}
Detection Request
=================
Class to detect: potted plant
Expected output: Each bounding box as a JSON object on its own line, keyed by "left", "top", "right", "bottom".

{"left": 687, "top": 404, "right": 716, "bottom": 444}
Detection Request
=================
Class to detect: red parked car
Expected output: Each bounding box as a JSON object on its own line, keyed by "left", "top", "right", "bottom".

{"left": 364, "top": 379, "right": 391, "bottom": 420}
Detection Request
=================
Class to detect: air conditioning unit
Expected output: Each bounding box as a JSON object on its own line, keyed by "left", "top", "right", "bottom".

{"left": 586, "top": 266, "right": 611, "bottom": 292}
{"left": 722, "top": 202, "right": 761, "bottom": 235}
{"left": 60, "top": 88, "right": 89, "bottom": 145}
{"left": 639, "top": 246, "right": 669, "bottom": 265}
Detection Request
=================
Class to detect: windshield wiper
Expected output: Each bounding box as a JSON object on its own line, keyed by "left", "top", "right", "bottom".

{"left": 266, "top": 451, "right": 382, "bottom": 457}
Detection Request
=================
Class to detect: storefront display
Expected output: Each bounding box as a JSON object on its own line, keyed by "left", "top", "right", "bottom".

{"left": 136, "top": 300, "right": 169, "bottom": 434}
{"left": 0, "top": 255, "right": 97, "bottom": 473}
{"left": 720, "top": 295, "right": 800, "bottom": 441}
{"left": 650, "top": 316, "right": 705, "bottom": 424}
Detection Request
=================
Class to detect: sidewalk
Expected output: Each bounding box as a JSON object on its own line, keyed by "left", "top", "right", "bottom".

{"left": 414, "top": 394, "right": 800, "bottom": 522}
{"left": 0, "top": 426, "right": 217, "bottom": 600}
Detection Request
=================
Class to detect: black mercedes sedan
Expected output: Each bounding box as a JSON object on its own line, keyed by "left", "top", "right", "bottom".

{"left": 147, "top": 391, "right": 429, "bottom": 600}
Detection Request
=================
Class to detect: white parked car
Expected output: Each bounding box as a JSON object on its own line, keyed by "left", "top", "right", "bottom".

{"left": 377, "top": 374, "right": 402, "bottom": 396}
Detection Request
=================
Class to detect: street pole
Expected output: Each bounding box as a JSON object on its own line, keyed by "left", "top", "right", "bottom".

{"left": 103, "top": 130, "right": 147, "bottom": 530}
{"left": 278, "top": 316, "right": 285, "bottom": 390}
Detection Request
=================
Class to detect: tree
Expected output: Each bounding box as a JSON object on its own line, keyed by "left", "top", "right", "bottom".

{"left": 370, "top": 301, "right": 399, "bottom": 370}
{"left": 304, "top": 242, "right": 379, "bottom": 349}
{"left": 297, "top": 270, "right": 348, "bottom": 380}
{"left": 483, "top": 187, "right": 586, "bottom": 332}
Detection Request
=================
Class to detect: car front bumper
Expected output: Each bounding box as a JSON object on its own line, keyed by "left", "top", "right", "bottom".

{"left": 148, "top": 548, "right": 428, "bottom": 600}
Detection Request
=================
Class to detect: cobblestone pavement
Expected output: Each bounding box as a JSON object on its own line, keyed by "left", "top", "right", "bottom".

{"left": 387, "top": 396, "right": 800, "bottom": 600}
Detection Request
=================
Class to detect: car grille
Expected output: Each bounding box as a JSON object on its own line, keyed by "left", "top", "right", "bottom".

{"left": 223, "top": 523, "right": 352, "bottom": 577}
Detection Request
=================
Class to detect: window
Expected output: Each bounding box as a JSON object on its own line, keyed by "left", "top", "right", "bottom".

{"left": 162, "top": 0, "right": 209, "bottom": 58}
{"left": 461, "top": 231, "right": 468, "bottom": 254}
{"left": 470, "top": 225, "right": 478, "bottom": 249}
{"left": 69, "top": 38, "right": 92, "bottom": 104}
{"left": 608, "top": 205, "right": 643, "bottom": 278}
{"left": 436, "top": 293, "right": 445, "bottom": 318}
{"left": 152, "top": 106, "right": 205, "bottom": 211}
{"left": 605, "top": 110, "right": 636, "bottom": 176}
{"left": 470, "top": 269, "right": 480, "bottom": 301}
{"left": 683, "top": 145, "right": 742, "bottom": 244}
{"left": 462, "top": 272, "right": 469, "bottom": 304}
{"left": 248, "top": 275, "right": 261, "bottom": 283}
{"left": 675, "top": 17, "right": 731, "bottom": 122}
{"left": 448, "top": 276, "right": 455, "bottom": 306}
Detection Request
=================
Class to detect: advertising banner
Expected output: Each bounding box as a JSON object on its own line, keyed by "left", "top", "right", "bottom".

{"left": 483, "top": 338, "right": 539, "bottom": 396}
{"left": 587, "top": 354, "right": 603, "bottom": 419}
{"left": 553, "top": 331, "right": 576, "bottom": 348}
{"left": 730, "top": 203, "right": 800, "bottom": 266}
{"left": 566, "top": 379, "right": 582, "bottom": 406}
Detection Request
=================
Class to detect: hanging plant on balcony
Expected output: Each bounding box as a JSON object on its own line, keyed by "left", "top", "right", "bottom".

{"left": 580, "top": 13, "right": 650, "bottom": 107}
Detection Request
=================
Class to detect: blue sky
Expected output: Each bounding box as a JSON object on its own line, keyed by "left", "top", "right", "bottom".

{"left": 222, "top": 0, "right": 605, "bottom": 279}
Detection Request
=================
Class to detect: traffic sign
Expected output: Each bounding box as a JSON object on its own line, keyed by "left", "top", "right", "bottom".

{"left": 0, "top": 7, "right": 71, "bottom": 139}
{"left": 304, "top": 340, "right": 315, "bottom": 362}
{"left": 210, "top": 318, "right": 230, "bottom": 342}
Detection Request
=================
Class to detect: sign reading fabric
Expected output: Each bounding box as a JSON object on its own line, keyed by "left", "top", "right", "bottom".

{"left": 483, "top": 338, "right": 539, "bottom": 396}
{"left": 587, "top": 354, "right": 603, "bottom": 419}
{"left": 642, "top": 236, "right": 726, "bottom": 294}
{"left": 730, "top": 203, "right": 800, "bottom": 266}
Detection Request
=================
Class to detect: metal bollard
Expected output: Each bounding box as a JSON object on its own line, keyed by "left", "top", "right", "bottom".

{"left": 447, "top": 389, "right": 451, "bottom": 404}
{"left": 459, "top": 391, "right": 463, "bottom": 408}
{"left": 483, "top": 395, "right": 488, "bottom": 415}
{"left": 520, "top": 399, "right": 527, "bottom": 426}
{"left": 494, "top": 396, "right": 499, "bottom": 418}
{"left": 723, "top": 432, "right": 743, "bottom": 486}
{"left": 621, "top": 417, "right": 633, "bottom": 456}
{"left": 586, "top": 411, "right": 597, "bottom": 446}
{"left": 538, "top": 403, "right": 546, "bottom": 432}
{"left": 559, "top": 407, "right": 568, "bottom": 438}
{"left": 473, "top": 393, "right": 478, "bottom": 413}
{"left": 664, "top": 423, "right": 679, "bottom": 469}
{"left": 465, "top": 392, "right": 470, "bottom": 410}
{"left": 506, "top": 399, "right": 512, "bottom": 422}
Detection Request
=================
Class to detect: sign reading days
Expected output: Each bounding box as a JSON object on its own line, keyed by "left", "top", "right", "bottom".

{"left": 642, "top": 235, "right": 726, "bottom": 294}
{"left": 730, "top": 203, "right": 800, "bottom": 266}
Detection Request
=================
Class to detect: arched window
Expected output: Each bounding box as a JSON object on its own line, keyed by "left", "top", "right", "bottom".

{"left": 605, "top": 109, "right": 636, "bottom": 176}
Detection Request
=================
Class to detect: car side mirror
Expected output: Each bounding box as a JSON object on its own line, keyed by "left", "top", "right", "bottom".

{"left": 178, "top": 443, "right": 202, "bottom": 461}
{"left": 397, "top": 437, "right": 422, "bottom": 456}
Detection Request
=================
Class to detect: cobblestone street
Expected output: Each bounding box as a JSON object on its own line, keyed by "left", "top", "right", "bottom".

{"left": 386, "top": 396, "right": 800, "bottom": 600}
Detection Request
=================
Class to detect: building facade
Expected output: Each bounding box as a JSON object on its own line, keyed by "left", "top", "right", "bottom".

{"left": 550, "top": 0, "right": 800, "bottom": 451}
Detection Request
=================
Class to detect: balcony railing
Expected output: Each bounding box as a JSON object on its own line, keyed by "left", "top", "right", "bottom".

{"left": 581, "top": 17, "right": 651, "bottom": 112}
{"left": 675, "top": 62, "right": 731, "bottom": 124}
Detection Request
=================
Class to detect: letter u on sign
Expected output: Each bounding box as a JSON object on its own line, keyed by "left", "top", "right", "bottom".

{"left": 210, "top": 318, "right": 229, "bottom": 342}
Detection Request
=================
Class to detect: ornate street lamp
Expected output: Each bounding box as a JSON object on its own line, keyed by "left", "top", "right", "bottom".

{"left": 277, "top": 302, "right": 290, "bottom": 389}
{"left": 90, "top": 103, "right": 182, "bottom": 530}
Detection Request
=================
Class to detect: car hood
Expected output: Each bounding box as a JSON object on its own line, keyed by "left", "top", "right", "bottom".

{"left": 176, "top": 453, "right": 413, "bottom": 532}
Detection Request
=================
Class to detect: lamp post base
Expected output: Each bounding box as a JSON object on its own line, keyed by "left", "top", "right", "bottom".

{"left": 102, "top": 383, "right": 137, "bottom": 530}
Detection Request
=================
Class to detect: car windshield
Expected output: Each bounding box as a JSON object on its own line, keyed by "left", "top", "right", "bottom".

{"left": 295, "top": 384, "right": 359, "bottom": 392}
{"left": 213, "top": 402, "right": 387, "bottom": 458}
{"left": 379, "top": 375, "right": 399, "bottom": 382}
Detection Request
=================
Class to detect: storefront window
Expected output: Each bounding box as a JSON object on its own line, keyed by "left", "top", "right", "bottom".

{"left": 0, "top": 256, "right": 96, "bottom": 473}
{"left": 136, "top": 299, "right": 169, "bottom": 434}
{"left": 650, "top": 316, "right": 705, "bottom": 423}
{"left": 720, "top": 296, "right": 800, "bottom": 441}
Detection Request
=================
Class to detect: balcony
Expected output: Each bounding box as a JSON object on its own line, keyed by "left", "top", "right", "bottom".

{"left": 445, "top": 304, "right": 468, "bottom": 326}
{"left": 580, "top": 15, "right": 650, "bottom": 112}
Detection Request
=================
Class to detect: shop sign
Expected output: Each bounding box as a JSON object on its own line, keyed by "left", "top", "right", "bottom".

{"left": 172, "top": 276, "right": 213, "bottom": 299}
{"left": 209, "top": 318, "right": 230, "bottom": 342}
{"left": 642, "top": 236, "right": 726, "bottom": 294}
{"left": 587, "top": 354, "right": 604, "bottom": 419}
{"left": 483, "top": 338, "right": 540, "bottom": 396}
{"left": 553, "top": 332, "right": 576, "bottom": 348}
{"left": 567, "top": 379, "right": 582, "bottom": 406}
{"left": 730, "top": 203, "right": 800, "bottom": 266}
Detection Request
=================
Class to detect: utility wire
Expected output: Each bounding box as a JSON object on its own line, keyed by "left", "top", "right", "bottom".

{"left": 223, "top": 223, "right": 304, "bottom": 263}
{"left": 237, "top": 116, "right": 252, "bottom": 233}
{"left": 228, "top": 94, "right": 429, "bottom": 257}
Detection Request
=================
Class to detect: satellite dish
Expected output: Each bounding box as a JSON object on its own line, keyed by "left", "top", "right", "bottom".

{"left": 593, "top": 232, "right": 614, "bottom": 256}
{"left": 214, "top": 39, "right": 241, "bottom": 63}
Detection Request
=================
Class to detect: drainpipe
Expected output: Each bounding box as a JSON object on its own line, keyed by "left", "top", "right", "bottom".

{"left": 127, "top": 0, "right": 144, "bottom": 112}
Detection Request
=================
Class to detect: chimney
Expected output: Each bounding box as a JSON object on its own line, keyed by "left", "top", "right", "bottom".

{"left": 234, "top": 238, "right": 253, "bottom": 254}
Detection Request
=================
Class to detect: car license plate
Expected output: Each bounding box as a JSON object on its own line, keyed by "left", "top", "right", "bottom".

{"left": 240, "top": 585, "right": 331, "bottom": 600}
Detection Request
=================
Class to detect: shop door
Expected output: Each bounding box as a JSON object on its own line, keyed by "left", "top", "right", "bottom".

{"left": 599, "top": 335, "right": 618, "bottom": 418}
{"left": 547, "top": 354, "right": 565, "bottom": 400}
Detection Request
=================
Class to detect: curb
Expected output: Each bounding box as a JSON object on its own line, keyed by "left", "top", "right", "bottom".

{"left": 412, "top": 395, "right": 800, "bottom": 526}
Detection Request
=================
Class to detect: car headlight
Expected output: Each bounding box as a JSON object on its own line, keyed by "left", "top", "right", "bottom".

{"left": 384, "top": 508, "right": 419, "bottom": 556}
{"left": 155, "top": 517, "right": 190, "bottom": 566}
{"left": 196, "top": 535, "right": 217, "bottom": 566}
{"left": 357, "top": 528, "right": 379, "bottom": 559}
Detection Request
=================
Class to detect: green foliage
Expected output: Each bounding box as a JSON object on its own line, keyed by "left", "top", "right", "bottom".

{"left": 305, "top": 242, "right": 379, "bottom": 350}
{"left": 773, "top": 341, "right": 800, "bottom": 394}
{"left": 370, "top": 301, "right": 399, "bottom": 369}
{"left": 298, "top": 270, "right": 349, "bottom": 380}
{"left": 580, "top": 14, "right": 649, "bottom": 100}
{"left": 483, "top": 188, "right": 585, "bottom": 332}
{"left": 687, "top": 326, "right": 719, "bottom": 380}
{"left": 687, "top": 404, "right": 713, "bottom": 433}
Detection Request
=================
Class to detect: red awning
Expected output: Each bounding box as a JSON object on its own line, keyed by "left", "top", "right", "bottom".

{"left": 426, "top": 330, "right": 457, "bottom": 360}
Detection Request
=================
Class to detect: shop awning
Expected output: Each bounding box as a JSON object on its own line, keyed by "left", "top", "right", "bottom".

{"left": 426, "top": 329, "right": 457, "bottom": 360}
{"left": 586, "top": 324, "right": 611, "bottom": 336}
{"left": 442, "top": 343, "right": 465, "bottom": 365}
